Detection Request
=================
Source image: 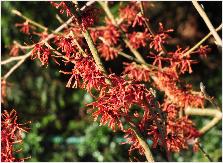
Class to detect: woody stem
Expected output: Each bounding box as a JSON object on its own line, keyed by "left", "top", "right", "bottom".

{"left": 82, "top": 30, "right": 108, "bottom": 75}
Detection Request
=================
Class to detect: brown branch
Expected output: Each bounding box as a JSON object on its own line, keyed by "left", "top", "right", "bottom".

{"left": 12, "top": 9, "right": 48, "bottom": 31}
{"left": 1, "top": 1, "right": 95, "bottom": 80}
{"left": 185, "top": 107, "right": 222, "bottom": 134}
{"left": 2, "top": 51, "right": 32, "bottom": 80}
{"left": 192, "top": 0, "right": 222, "bottom": 46}
{"left": 183, "top": 24, "right": 222, "bottom": 57}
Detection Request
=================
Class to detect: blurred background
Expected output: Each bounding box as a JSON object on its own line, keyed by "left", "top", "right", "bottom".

{"left": 1, "top": 1, "right": 222, "bottom": 162}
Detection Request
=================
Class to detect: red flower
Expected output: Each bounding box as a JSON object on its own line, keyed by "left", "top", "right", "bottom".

{"left": 123, "top": 62, "right": 151, "bottom": 82}
{"left": 31, "top": 44, "right": 51, "bottom": 66}
{"left": 148, "top": 52, "right": 170, "bottom": 69}
{"left": 9, "top": 43, "right": 20, "bottom": 57}
{"left": 51, "top": 2, "right": 72, "bottom": 17}
{"left": 132, "top": 13, "right": 147, "bottom": 27}
{"left": 63, "top": 55, "right": 107, "bottom": 95}
{"left": 88, "top": 74, "right": 155, "bottom": 132}
{"left": 103, "top": 19, "right": 121, "bottom": 45}
{"left": 197, "top": 45, "right": 211, "bottom": 58}
{"left": 16, "top": 21, "right": 35, "bottom": 35}
{"left": 168, "top": 47, "right": 197, "bottom": 74}
{"left": 127, "top": 30, "right": 151, "bottom": 49}
{"left": 150, "top": 23, "right": 173, "bottom": 52}
{"left": 1, "top": 109, "right": 31, "bottom": 162}
{"left": 54, "top": 35, "right": 77, "bottom": 58}
{"left": 153, "top": 68, "right": 204, "bottom": 108}
{"left": 98, "top": 43, "right": 120, "bottom": 61}
{"left": 90, "top": 29, "right": 101, "bottom": 43}
{"left": 119, "top": 2, "right": 140, "bottom": 26}
{"left": 148, "top": 102, "right": 200, "bottom": 153}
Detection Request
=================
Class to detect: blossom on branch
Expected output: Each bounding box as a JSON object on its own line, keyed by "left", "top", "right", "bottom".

{"left": 1, "top": 109, "right": 31, "bottom": 162}
{"left": 16, "top": 21, "right": 36, "bottom": 35}
{"left": 51, "top": 2, "right": 72, "bottom": 17}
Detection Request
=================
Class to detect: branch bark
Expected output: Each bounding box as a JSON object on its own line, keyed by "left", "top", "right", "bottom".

{"left": 192, "top": 0, "right": 222, "bottom": 46}
{"left": 185, "top": 107, "right": 222, "bottom": 134}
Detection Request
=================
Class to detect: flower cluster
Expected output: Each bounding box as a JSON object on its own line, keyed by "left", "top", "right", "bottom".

{"left": 119, "top": 2, "right": 140, "bottom": 27}
{"left": 127, "top": 30, "right": 150, "bottom": 49}
{"left": 7, "top": 1, "right": 216, "bottom": 161}
{"left": 65, "top": 54, "right": 107, "bottom": 94}
{"left": 31, "top": 43, "right": 51, "bottom": 66}
{"left": 16, "top": 21, "right": 36, "bottom": 35}
{"left": 148, "top": 102, "right": 200, "bottom": 152}
{"left": 88, "top": 74, "right": 155, "bottom": 131}
{"left": 149, "top": 23, "right": 173, "bottom": 52}
{"left": 154, "top": 68, "right": 204, "bottom": 108}
{"left": 1, "top": 109, "right": 31, "bottom": 162}
{"left": 123, "top": 62, "right": 151, "bottom": 82}
{"left": 51, "top": 2, "right": 72, "bottom": 17}
{"left": 91, "top": 19, "right": 121, "bottom": 61}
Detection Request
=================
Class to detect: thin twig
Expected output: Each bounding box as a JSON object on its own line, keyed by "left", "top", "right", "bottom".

{"left": 2, "top": 51, "right": 32, "bottom": 80}
{"left": 1, "top": 54, "right": 31, "bottom": 65}
{"left": 183, "top": 24, "right": 222, "bottom": 57}
{"left": 12, "top": 9, "right": 48, "bottom": 31}
{"left": 192, "top": 0, "right": 222, "bottom": 46}
{"left": 132, "top": 129, "right": 154, "bottom": 162}
{"left": 139, "top": 1, "right": 168, "bottom": 55}
{"left": 185, "top": 107, "right": 222, "bottom": 134}
{"left": 1, "top": 2, "right": 95, "bottom": 79}
{"left": 198, "top": 142, "right": 213, "bottom": 162}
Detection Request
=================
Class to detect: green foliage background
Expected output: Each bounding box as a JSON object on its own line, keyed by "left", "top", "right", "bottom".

{"left": 1, "top": 1, "right": 222, "bottom": 162}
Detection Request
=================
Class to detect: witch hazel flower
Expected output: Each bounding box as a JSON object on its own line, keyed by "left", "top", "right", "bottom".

{"left": 1, "top": 109, "right": 31, "bottom": 162}
{"left": 16, "top": 20, "right": 36, "bottom": 35}
{"left": 51, "top": 2, "right": 72, "bottom": 17}
{"left": 98, "top": 43, "right": 121, "bottom": 61}
{"left": 123, "top": 62, "right": 151, "bottom": 82}
{"left": 132, "top": 12, "right": 147, "bottom": 28}
{"left": 62, "top": 54, "right": 107, "bottom": 95}
{"left": 168, "top": 47, "right": 197, "bottom": 74}
{"left": 154, "top": 68, "right": 204, "bottom": 108}
{"left": 119, "top": 2, "right": 140, "bottom": 26}
{"left": 87, "top": 74, "right": 156, "bottom": 132}
{"left": 127, "top": 29, "right": 151, "bottom": 49}
{"left": 150, "top": 23, "right": 173, "bottom": 52}
{"left": 31, "top": 43, "right": 51, "bottom": 66}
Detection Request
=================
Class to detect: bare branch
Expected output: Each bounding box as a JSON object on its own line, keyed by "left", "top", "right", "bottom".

{"left": 192, "top": 0, "right": 222, "bottom": 46}
{"left": 1, "top": 1, "right": 96, "bottom": 79}
{"left": 185, "top": 107, "right": 222, "bottom": 134}
{"left": 183, "top": 24, "right": 222, "bottom": 57}
{"left": 2, "top": 51, "right": 32, "bottom": 80}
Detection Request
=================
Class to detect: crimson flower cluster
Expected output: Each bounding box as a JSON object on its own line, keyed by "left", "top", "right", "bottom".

{"left": 31, "top": 43, "right": 51, "bottom": 66}
{"left": 148, "top": 102, "right": 200, "bottom": 152}
{"left": 7, "top": 1, "right": 215, "bottom": 161}
{"left": 16, "top": 21, "right": 36, "bottom": 35}
{"left": 1, "top": 109, "right": 31, "bottom": 162}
